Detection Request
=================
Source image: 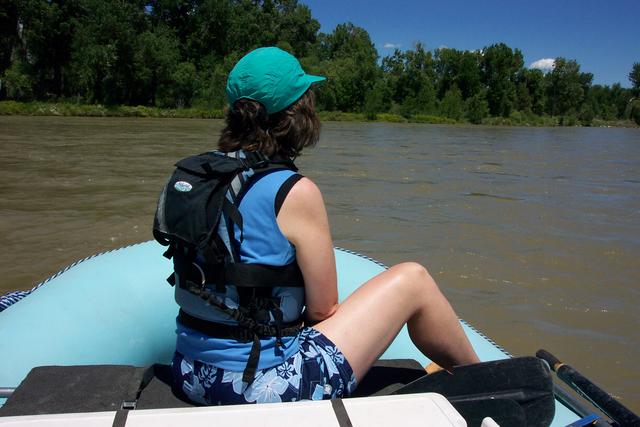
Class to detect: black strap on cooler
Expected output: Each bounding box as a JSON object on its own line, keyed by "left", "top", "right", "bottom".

{"left": 111, "top": 365, "right": 156, "bottom": 427}
{"left": 331, "top": 398, "right": 354, "bottom": 427}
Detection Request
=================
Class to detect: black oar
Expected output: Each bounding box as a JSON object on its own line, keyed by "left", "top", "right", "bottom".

{"left": 536, "top": 349, "right": 640, "bottom": 427}
{"left": 0, "top": 387, "right": 14, "bottom": 399}
{"left": 392, "top": 356, "right": 555, "bottom": 427}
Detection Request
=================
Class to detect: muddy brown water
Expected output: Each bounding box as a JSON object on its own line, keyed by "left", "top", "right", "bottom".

{"left": 1, "top": 116, "right": 638, "bottom": 411}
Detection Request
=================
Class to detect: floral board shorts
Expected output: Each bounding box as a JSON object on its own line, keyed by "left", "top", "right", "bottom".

{"left": 171, "top": 327, "right": 357, "bottom": 405}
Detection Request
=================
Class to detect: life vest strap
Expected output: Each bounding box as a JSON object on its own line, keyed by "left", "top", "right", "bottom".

{"left": 177, "top": 309, "right": 303, "bottom": 386}
{"left": 189, "top": 261, "right": 305, "bottom": 289}
{"left": 226, "top": 262, "right": 304, "bottom": 287}
{"left": 177, "top": 309, "right": 302, "bottom": 341}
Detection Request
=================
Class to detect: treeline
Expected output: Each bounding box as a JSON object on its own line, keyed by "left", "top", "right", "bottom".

{"left": 1, "top": 0, "right": 639, "bottom": 125}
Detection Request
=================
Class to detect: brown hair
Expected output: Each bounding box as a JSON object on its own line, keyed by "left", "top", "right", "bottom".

{"left": 218, "top": 90, "right": 320, "bottom": 159}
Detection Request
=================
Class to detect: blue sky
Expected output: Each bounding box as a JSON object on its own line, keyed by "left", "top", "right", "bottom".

{"left": 301, "top": 0, "right": 640, "bottom": 87}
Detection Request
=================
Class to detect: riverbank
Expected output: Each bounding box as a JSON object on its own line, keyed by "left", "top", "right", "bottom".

{"left": 0, "top": 101, "right": 224, "bottom": 119}
{"left": 0, "top": 101, "right": 637, "bottom": 128}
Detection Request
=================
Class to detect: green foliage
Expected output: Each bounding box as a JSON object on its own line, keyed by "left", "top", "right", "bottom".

{"left": 522, "top": 69, "right": 546, "bottom": 115}
{"left": 631, "top": 100, "right": 640, "bottom": 126}
{"left": 319, "top": 55, "right": 372, "bottom": 112}
{"left": 317, "top": 110, "right": 365, "bottom": 121}
{"left": 134, "top": 25, "right": 181, "bottom": 105}
{"left": 435, "top": 47, "right": 481, "bottom": 99}
{"left": 439, "top": 84, "right": 463, "bottom": 121}
{"left": 0, "top": 0, "right": 635, "bottom": 127}
{"left": 546, "top": 58, "right": 592, "bottom": 117}
{"left": 376, "top": 113, "right": 407, "bottom": 123}
{"left": 584, "top": 84, "right": 618, "bottom": 120}
{"left": 465, "top": 91, "right": 489, "bottom": 124}
{"left": 609, "top": 83, "right": 633, "bottom": 118}
{"left": 481, "top": 43, "right": 523, "bottom": 117}
{"left": 193, "top": 53, "right": 239, "bottom": 109}
{"left": 2, "top": 58, "right": 34, "bottom": 100}
{"left": 410, "top": 114, "right": 457, "bottom": 124}
{"left": 629, "top": 62, "right": 640, "bottom": 97}
{"left": 0, "top": 100, "right": 224, "bottom": 118}
{"left": 314, "top": 22, "right": 379, "bottom": 112}
{"left": 363, "top": 80, "right": 390, "bottom": 120}
{"left": 0, "top": 0, "right": 18, "bottom": 79}
{"left": 169, "top": 62, "right": 198, "bottom": 108}
{"left": 579, "top": 103, "right": 595, "bottom": 126}
{"left": 481, "top": 112, "right": 558, "bottom": 127}
{"left": 559, "top": 114, "right": 579, "bottom": 126}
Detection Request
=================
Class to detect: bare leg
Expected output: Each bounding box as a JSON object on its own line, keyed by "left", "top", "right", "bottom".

{"left": 313, "top": 262, "right": 480, "bottom": 381}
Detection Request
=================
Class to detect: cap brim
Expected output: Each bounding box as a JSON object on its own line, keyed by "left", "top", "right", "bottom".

{"left": 305, "top": 74, "right": 326, "bottom": 85}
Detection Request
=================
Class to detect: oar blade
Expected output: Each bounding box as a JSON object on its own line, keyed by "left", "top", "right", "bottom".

{"left": 392, "top": 356, "right": 555, "bottom": 427}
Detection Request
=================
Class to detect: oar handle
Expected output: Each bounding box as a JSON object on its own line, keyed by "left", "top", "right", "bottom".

{"left": 0, "top": 387, "right": 15, "bottom": 398}
{"left": 536, "top": 349, "right": 640, "bottom": 426}
{"left": 536, "top": 349, "right": 563, "bottom": 371}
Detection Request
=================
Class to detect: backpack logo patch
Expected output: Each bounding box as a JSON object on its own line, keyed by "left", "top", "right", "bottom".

{"left": 174, "top": 181, "right": 193, "bottom": 192}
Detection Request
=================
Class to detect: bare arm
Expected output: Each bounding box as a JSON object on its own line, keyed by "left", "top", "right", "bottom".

{"left": 277, "top": 177, "right": 339, "bottom": 324}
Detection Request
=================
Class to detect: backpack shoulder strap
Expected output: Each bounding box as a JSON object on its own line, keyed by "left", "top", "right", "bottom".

{"left": 275, "top": 173, "right": 304, "bottom": 216}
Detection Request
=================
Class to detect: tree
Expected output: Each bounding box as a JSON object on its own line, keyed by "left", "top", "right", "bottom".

{"left": 481, "top": 43, "right": 524, "bottom": 117}
{"left": 271, "top": 1, "right": 320, "bottom": 58}
{"left": 519, "top": 68, "right": 546, "bottom": 115}
{"left": 609, "top": 83, "right": 632, "bottom": 119}
{"left": 363, "top": 79, "right": 390, "bottom": 119}
{"left": 585, "top": 84, "right": 616, "bottom": 120}
{"left": 314, "top": 23, "right": 378, "bottom": 111}
{"left": 546, "top": 57, "right": 592, "bottom": 117}
{"left": 0, "top": 0, "right": 629, "bottom": 120}
{"left": 1, "top": 0, "right": 86, "bottom": 100}
{"left": 439, "top": 84, "right": 463, "bottom": 120}
{"left": 183, "top": 0, "right": 231, "bottom": 60}
{"left": 170, "top": 61, "right": 197, "bottom": 107}
{"left": 401, "top": 43, "right": 437, "bottom": 114}
{"left": 0, "top": 0, "right": 19, "bottom": 92}
{"left": 629, "top": 62, "right": 640, "bottom": 97}
{"left": 2, "top": 56, "right": 33, "bottom": 100}
{"left": 516, "top": 82, "right": 532, "bottom": 113}
{"left": 134, "top": 25, "right": 180, "bottom": 106}
{"left": 466, "top": 90, "right": 489, "bottom": 124}
{"left": 381, "top": 48, "right": 407, "bottom": 104}
{"left": 434, "top": 47, "right": 481, "bottom": 100}
{"left": 631, "top": 100, "right": 640, "bottom": 125}
{"left": 194, "top": 52, "right": 241, "bottom": 108}
{"left": 149, "top": 0, "right": 199, "bottom": 59}
{"left": 68, "top": 0, "right": 150, "bottom": 104}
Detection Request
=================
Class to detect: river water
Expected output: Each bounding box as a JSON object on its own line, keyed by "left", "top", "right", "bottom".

{"left": 1, "top": 116, "right": 638, "bottom": 411}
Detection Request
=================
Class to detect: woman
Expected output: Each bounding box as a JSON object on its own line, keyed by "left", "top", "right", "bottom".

{"left": 171, "top": 46, "right": 479, "bottom": 405}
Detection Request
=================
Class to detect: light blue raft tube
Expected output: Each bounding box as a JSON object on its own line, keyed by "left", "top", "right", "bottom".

{"left": 0, "top": 241, "right": 580, "bottom": 424}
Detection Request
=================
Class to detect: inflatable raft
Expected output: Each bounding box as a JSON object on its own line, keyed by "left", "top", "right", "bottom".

{"left": 0, "top": 241, "right": 614, "bottom": 425}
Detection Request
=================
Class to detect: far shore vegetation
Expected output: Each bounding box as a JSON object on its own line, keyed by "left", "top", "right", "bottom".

{"left": 1, "top": 100, "right": 637, "bottom": 128}
{"left": 2, "top": 1, "right": 639, "bottom": 127}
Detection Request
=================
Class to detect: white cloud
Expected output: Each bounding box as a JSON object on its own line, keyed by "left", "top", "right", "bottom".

{"left": 530, "top": 58, "right": 555, "bottom": 72}
{"left": 383, "top": 43, "right": 401, "bottom": 49}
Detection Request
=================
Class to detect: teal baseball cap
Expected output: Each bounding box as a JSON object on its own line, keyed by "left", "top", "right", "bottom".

{"left": 226, "top": 47, "right": 325, "bottom": 114}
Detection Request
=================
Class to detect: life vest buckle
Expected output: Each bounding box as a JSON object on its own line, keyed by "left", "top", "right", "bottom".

{"left": 191, "top": 262, "right": 206, "bottom": 288}
{"left": 244, "top": 151, "right": 269, "bottom": 169}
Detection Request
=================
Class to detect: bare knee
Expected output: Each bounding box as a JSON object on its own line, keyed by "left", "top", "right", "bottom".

{"left": 389, "top": 262, "right": 439, "bottom": 298}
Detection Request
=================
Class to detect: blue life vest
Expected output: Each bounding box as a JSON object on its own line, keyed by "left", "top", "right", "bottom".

{"left": 154, "top": 150, "right": 305, "bottom": 384}
{"left": 176, "top": 168, "right": 305, "bottom": 370}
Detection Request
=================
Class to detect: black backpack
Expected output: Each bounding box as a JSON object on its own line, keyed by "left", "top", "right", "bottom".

{"left": 153, "top": 150, "right": 304, "bottom": 383}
